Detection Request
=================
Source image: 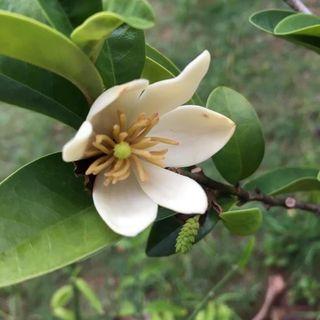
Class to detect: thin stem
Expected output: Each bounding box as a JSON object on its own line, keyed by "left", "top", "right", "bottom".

{"left": 72, "top": 278, "right": 81, "bottom": 320}
{"left": 177, "top": 169, "right": 320, "bottom": 216}
{"left": 283, "top": 0, "right": 313, "bottom": 14}
{"left": 187, "top": 265, "right": 239, "bottom": 320}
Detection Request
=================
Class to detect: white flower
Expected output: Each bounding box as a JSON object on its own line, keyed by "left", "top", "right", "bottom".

{"left": 62, "top": 51, "right": 235, "bottom": 237}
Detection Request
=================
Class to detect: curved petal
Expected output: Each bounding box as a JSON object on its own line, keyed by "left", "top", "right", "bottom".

{"left": 149, "top": 106, "right": 235, "bottom": 167}
{"left": 136, "top": 162, "right": 208, "bottom": 214}
{"left": 134, "top": 50, "right": 210, "bottom": 117}
{"left": 93, "top": 172, "right": 158, "bottom": 237}
{"left": 62, "top": 121, "right": 94, "bottom": 162}
{"left": 87, "top": 79, "right": 149, "bottom": 134}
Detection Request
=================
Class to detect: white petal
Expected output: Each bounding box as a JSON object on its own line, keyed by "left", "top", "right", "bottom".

{"left": 149, "top": 105, "right": 235, "bottom": 167}
{"left": 93, "top": 172, "right": 158, "bottom": 237}
{"left": 136, "top": 162, "right": 208, "bottom": 214}
{"left": 62, "top": 121, "right": 94, "bottom": 162}
{"left": 87, "top": 79, "right": 149, "bottom": 133}
{"left": 135, "top": 50, "right": 210, "bottom": 117}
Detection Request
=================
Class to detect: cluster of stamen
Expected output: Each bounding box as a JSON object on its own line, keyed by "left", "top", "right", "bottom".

{"left": 85, "top": 111, "right": 178, "bottom": 186}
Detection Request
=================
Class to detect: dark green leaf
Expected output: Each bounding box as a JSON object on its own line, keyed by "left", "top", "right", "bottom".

{"left": 0, "top": 11, "right": 104, "bottom": 103}
{"left": 243, "top": 167, "right": 320, "bottom": 196}
{"left": 58, "top": 0, "right": 102, "bottom": 27}
{"left": 146, "top": 44, "right": 180, "bottom": 76}
{"left": 249, "top": 9, "right": 294, "bottom": 33}
{"left": 36, "top": 0, "right": 73, "bottom": 35}
{"left": 0, "top": 56, "right": 89, "bottom": 128}
{"left": 96, "top": 25, "right": 145, "bottom": 87}
{"left": 221, "top": 208, "right": 262, "bottom": 236}
{"left": 207, "top": 86, "right": 265, "bottom": 184}
{"left": 0, "top": 153, "right": 119, "bottom": 287}
{"left": 103, "top": 0, "right": 155, "bottom": 29}
{"left": 146, "top": 210, "right": 219, "bottom": 257}
{"left": 250, "top": 10, "right": 320, "bottom": 55}
{"left": 0, "top": 0, "right": 48, "bottom": 23}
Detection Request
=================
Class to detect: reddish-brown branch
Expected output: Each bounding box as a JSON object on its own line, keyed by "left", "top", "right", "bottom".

{"left": 178, "top": 169, "right": 320, "bottom": 216}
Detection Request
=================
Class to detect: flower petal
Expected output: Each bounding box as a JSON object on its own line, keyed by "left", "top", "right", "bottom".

{"left": 136, "top": 162, "right": 208, "bottom": 214}
{"left": 62, "top": 121, "right": 94, "bottom": 162}
{"left": 93, "top": 172, "right": 158, "bottom": 237}
{"left": 135, "top": 50, "right": 210, "bottom": 117}
{"left": 87, "top": 79, "right": 149, "bottom": 134}
{"left": 149, "top": 105, "right": 236, "bottom": 167}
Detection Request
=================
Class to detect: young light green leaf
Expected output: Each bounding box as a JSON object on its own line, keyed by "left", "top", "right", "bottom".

{"left": 96, "top": 25, "right": 145, "bottom": 87}
{"left": 146, "top": 210, "right": 219, "bottom": 257}
{"left": 0, "top": 153, "right": 119, "bottom": 288}
{"left": 249, "top": 9, "right": 295, "bottom": 33}
{"left": 0, "top": 56, "right": 88, "bottom": 128}
{"left": 274, "top": 13, "right": 320, "bottom": 36}
{"left": 75, "top": 278, "right": 104, "bottom": 314}
{"left": 51, "top": 285, "right": 73, "bottom": 309}
{"left": 103, "top": 0, "right": 155, "bottom": 29}
{"left": 71, "top": 0, "right": 154, "bottom": 60}
{"left": 207, "top": 87, "right": 265, "bottom": 184}
{"left": 0, "top": 11, "right": 104, "bottom": 103}
{"left": 221, "top": 208, "right": 263, "bottom": 236}
{"left": 71, "top": 12, "right": 123, "bottom": 60}
{"left": 243, "top": 167, "right": 320, "bottom": 196}
{"left": 36, "top": 0, "right": 73, "bottom": 35}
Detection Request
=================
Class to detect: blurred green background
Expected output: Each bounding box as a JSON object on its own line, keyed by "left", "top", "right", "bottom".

{"left": 0, "top": 0, "right": 320, "bottom": 319}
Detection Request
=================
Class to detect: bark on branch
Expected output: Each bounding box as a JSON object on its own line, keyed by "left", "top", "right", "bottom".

{"left": 283, "top": 0, "right": 313, "bottom": 14}
{"left": 178, "top": 169, "right": 320, "bottom": 216}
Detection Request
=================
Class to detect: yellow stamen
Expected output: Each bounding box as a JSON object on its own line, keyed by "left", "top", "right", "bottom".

{"left": 86, "top": 110, "right": 179, "bottom": 186}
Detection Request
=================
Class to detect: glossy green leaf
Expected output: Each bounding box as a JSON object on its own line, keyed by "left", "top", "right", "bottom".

{"left": 146, "top": 44, "right": 180, "bottom": 76}
{"left": 36, "top": 0, "right": 73, "bottom": 35}
{"left": 0, "top": 153, "right": 119, "bottom": 287}
{"left": 96, "top": 25, "right": 145, "bottom": 87}
{"left": 58, "top": 0, "right": 102, "bottom": 27}
{"left": 142, "top": 56, "right": 174, "bottom": 83}
{"left": 244, "top": 167, "right": 320, "bottom": 196}
{"left": 0, "top": 0, "right": 48, "bottom": 22}
{"left": 274, "top": 13, "right": 320, "bottom": 36}
{"left": 71, "top": 12, "right": 123, "bottom": 60}
{"left": 0, "top": 11, "right": 104, "bottom": 103}
{"left": 146, "top": 210, "right": 219, "bottom": 257}
{"left": 250, "top": 10, "right": 320, "bottom": 55}
{"left": 249, "top": 10, "right": 294, "bottom": 33}
{"left": 0, "top": 56, "right": 88, "bottom": 128}
{"left": 103, "top": 0, "right": 155, "bottom": 29}
{"left": 71, "top": 0, "right": 154, "bottom": 60}
{"left": 207, "top": 87, "right": 265, "bottom": 184}
{"left": 221, "top": 208, "right": 262, "bottom": 236}
{"left": 75, "top": 278, "right": 104, "bottom": 314}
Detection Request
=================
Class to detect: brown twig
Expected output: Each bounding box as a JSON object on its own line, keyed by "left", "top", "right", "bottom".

{"left": 177, "top": 169, "right": 320, "bottom": 216}
{"left": 283, "top": 0, "right": 313, "bottom": 14}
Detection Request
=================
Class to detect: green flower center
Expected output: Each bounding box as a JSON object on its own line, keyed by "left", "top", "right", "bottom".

{"left": 113, "top": 141, "right": 132, "bottom": 160}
